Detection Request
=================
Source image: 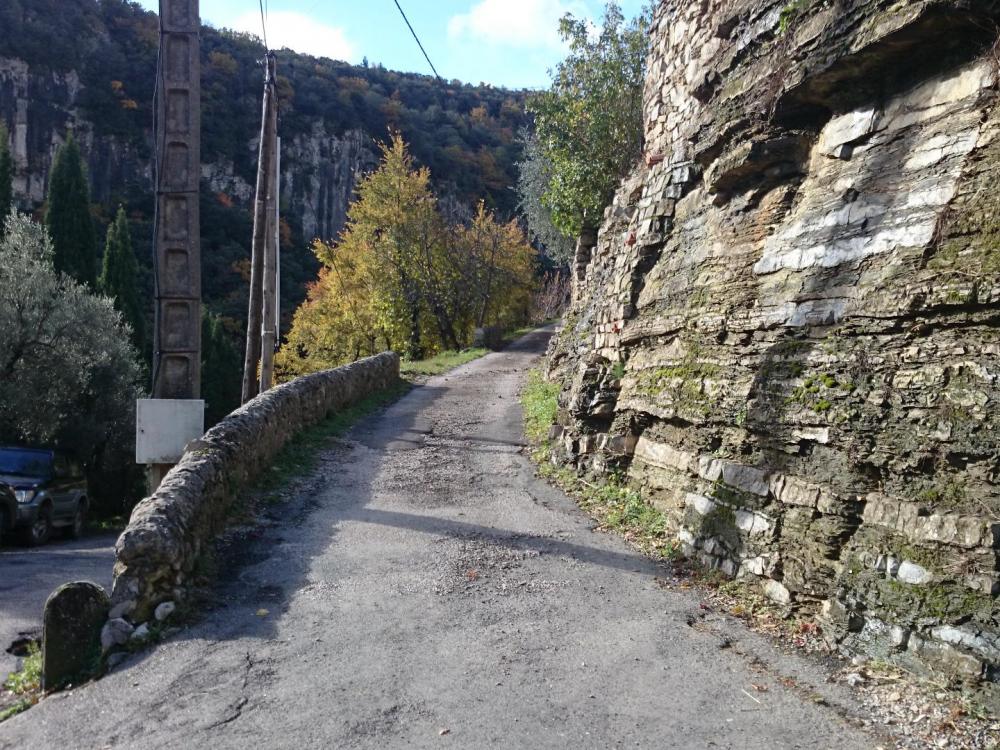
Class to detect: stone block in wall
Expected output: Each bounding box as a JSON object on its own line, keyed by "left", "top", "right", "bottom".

{"left": 633, "top": 436, "right": 694, "bottom": 474}
{"left": 908, "top": 635, "right": 986, "bottom": 681}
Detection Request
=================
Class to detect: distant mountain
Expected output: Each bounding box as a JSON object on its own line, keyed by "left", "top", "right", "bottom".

{"left": 0, "top": 0, "right": 528, "bottom": 326}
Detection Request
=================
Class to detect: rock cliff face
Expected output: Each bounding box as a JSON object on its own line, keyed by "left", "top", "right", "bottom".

{"left": 0, "top": 55, "right": 374, "bottom": 242}
{"left": 549, "top": 0, "right": 1000, "bottom": 688}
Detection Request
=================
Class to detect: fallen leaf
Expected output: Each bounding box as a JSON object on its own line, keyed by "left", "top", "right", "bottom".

{"left": 438, "top": 728, "right": 450, "bottom": 736}
{"left": 466, "top": 569, "right": 479, "bottom": 582}
{"left": 751, "top": 683, "right": 769, "bottom": 692}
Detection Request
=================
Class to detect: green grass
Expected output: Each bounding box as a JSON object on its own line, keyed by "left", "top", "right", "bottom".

{"left": 400, "top": 348, "right": 489, "bottom": 378}
{"left": 3, "top": 643, "right": 40, "bottom": 696}
{"left": 1, "top": 643, "right": 41, "bottom": 723}
{"left": 398, "top": 324, "right": 548, "bottom": 379}
{"left": 580, "top": 478, "right": 678, "bottom": 559}
{"left": 504, "top": 324, "right": 544, "bottom": 341}
{"left": 521, "top": 369, "right": 560, "bottom": 443}
{"left": 519, "top": 369, "right": 679, "bottom": 561}
{"left": 0, "top": 699, "right": 33, "bottom": 723}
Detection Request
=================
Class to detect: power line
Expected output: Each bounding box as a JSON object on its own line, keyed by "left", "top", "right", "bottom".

{"left": 258, "top": 0, "right": 269, "bottom": 50}
{"left": 391, "top": 0, "right": 442, "bottom": 79}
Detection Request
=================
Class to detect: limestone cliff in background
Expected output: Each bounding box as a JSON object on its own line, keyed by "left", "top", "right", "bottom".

{"left": 548, "top": 0, "right": 1000, "bottom": 690}
{"left": 0, "top": 56, "right": 375, "bottom": 243}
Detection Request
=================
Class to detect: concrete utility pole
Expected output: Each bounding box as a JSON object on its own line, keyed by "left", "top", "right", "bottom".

{"left": 242, "top": 53, "right": 278, "bottom": 403}
{"left": 138, "top": 0, "right": 205, "bottom": 493}
{"left": 153, "top": 0, "right": 201, "bottom": 399}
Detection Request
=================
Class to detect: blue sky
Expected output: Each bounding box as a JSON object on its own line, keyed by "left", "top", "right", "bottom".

{"left": 135, "top": 0, "right": 646, "bottom": 89}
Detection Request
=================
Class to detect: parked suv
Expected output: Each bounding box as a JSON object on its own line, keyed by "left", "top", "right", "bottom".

{"left": 0, "top": 481, "right": 15, "bottom": 547}
{"left": 0, "top": 447, "right": 88, "bottom": 546}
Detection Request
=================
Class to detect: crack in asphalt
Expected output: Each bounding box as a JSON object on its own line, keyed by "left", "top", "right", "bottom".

{"left": 206, "top": 652, "right": 256, "bottom": 730}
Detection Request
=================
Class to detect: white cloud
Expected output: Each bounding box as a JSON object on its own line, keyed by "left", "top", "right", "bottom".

{"left": 447, "top": 0, "right": 589, "bottom": 50}
{"left": 231, "top": 11, "right": 356, "bottom": 62}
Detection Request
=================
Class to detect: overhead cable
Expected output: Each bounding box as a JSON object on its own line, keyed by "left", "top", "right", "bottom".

{"left": 391, "top": 0, "right": 442, "bottom": 79}
{"left": 258, "top": 0, "right": 269, "bottom": 50}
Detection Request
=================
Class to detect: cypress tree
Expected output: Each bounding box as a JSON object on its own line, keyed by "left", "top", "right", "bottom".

{"left": 99, "top": 206, "right": 145, "bottom": 357}
{"left": 201, "top": 312, "right": 242, "bottom": 427}
{"left": 0, "top": 120, "right": 13, "bottom": 238}
{"left": 45, "top": 134, "right": 96, "bottom": 285}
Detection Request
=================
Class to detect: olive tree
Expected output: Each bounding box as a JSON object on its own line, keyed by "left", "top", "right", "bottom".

{"left": 0, "top": 212, "right": 143, "bottom": 509}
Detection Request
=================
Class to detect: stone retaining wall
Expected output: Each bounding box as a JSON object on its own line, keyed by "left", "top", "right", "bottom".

{"left": 109, "top": 352, "right": 400, "bottom": 622}
{"left": 547, "top": 0, "right": 1000, "bottom": 691}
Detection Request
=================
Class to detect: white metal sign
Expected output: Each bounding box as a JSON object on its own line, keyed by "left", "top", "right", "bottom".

{"left": 136, "top": 399, "right": 206, "bottom": 465}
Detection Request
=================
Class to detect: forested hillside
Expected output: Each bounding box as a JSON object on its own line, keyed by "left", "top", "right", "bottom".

{"left": 0, "top": 0, "right": 527, "bottom": 328}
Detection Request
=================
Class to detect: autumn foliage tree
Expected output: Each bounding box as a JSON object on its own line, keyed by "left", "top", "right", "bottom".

{"left": 277, "top": 135, "right": 536, "bottom": 378}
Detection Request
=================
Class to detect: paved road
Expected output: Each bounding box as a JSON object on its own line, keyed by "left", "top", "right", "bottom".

{"left": 0, "top": 330, "right": 879, "bottom": 749}
{"left": 0, "top": 533, "right": 116, "bottom": 677}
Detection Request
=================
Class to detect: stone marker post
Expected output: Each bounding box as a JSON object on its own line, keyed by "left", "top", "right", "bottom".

{"left": 42, "top": 582, "right": 110, "bottom": 691}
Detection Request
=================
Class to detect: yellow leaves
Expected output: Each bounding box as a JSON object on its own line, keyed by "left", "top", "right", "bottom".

{"left": 277, "top": 135, "right": 537, "bottom": 379}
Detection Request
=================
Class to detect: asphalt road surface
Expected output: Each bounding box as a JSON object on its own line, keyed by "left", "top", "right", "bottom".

{"left": 0, "top": 330, "right": 880, "bottom": 749}
{"left": 0, "top": 532, "right": 116, "bottom": 677}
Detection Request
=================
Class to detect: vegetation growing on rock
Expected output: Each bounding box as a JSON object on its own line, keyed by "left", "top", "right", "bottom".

{"left": 519, "top": 3, "right": 652, "bottom": 240}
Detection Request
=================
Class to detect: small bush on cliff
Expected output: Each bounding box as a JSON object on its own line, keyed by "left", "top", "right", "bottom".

{"left": 522, "top": 3, "right": 653, "bottom": 241}
{"left": 778, "top": 0, "right": 811, "bottom": 34}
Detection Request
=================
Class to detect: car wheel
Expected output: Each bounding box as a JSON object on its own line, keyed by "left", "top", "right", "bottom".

{"left": 21, "top": 506, "right": 52, "bottom": 547}
{"left": 0, "top": 511, "right": 6, "bottom": 548}
{"left": 67, "top": 501, "right": 87, "bottom": 540}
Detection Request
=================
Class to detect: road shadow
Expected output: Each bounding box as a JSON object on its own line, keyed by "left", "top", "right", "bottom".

{"left": 107, "top": 325, "right": 627, "bottom": 670}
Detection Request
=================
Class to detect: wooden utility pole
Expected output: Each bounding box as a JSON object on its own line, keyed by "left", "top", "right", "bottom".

{"left": 153, "top": 0, "right": 201, "bottom": 400}
{"left": 259, "top": 134, "right": 279, "bottom": 392}
{"left": 242, "top": 53, "right": 277, "bottom": 403}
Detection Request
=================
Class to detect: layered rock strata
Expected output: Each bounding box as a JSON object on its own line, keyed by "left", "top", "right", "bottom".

{"left": 548, "top": 0, "right": 1000, "bottom": 689}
